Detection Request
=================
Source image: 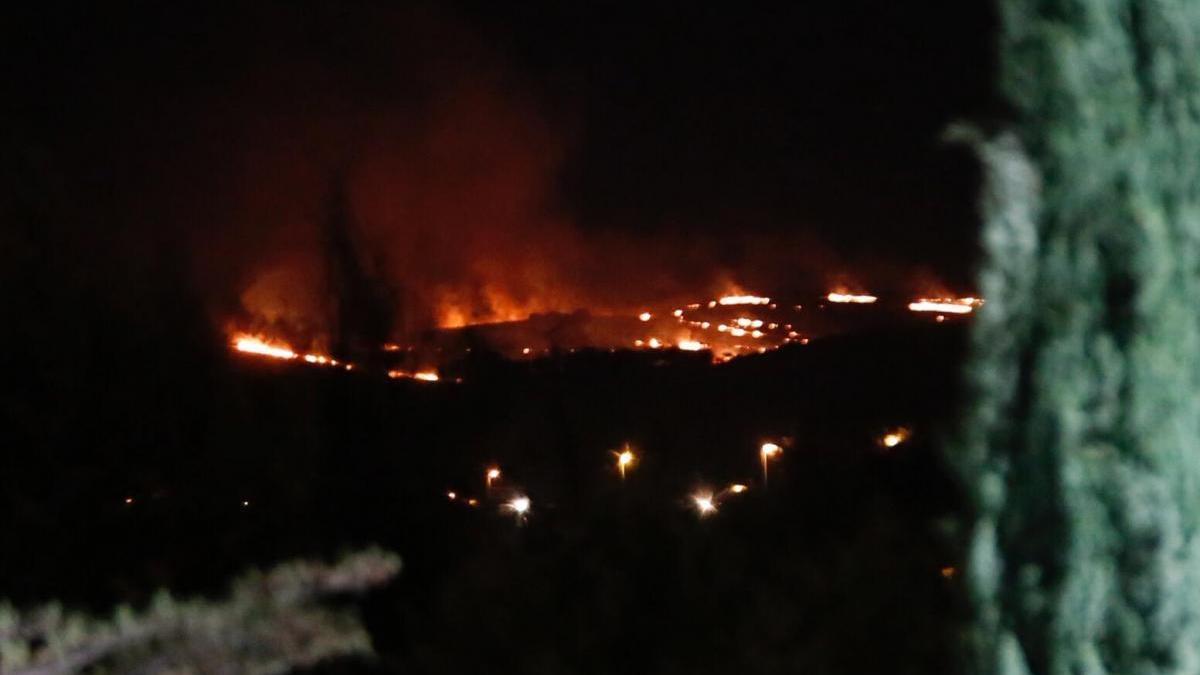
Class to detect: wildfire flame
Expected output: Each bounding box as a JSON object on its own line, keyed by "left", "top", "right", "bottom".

{"left": 233, "top": 334, "right": 348, "bottom": 368}
{"left": 388, "top": 369, "right": 440, "bottom": 382}
{"left": 826, "top": 291, "right": 877, "bottom": 304}
{"left": 717, "top": 294, "right": 771, "bottom": 306}
{"left": 234, "top": 336, "right": 297, "bottom": 360}
{"left": 907, "top": 297, "right": 981, "bottom": 314}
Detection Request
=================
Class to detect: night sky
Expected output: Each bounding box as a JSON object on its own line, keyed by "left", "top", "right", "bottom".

{"left": 4, "top": 1, "right": 998, "bottom": 320}
{"left": 464, "top": 2, "right": 998, "bottom": 275}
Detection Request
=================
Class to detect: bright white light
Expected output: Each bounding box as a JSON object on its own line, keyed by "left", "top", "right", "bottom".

{"left": 506, "top": 496, "right": 531, "bottom": 516}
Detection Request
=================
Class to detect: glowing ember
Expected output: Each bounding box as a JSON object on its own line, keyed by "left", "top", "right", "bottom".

{"left": 729, "top": 484, "right": 747, "bottom": 494}
{"left": 677, "top": 339, "right": 705, "bottom": 351}
{"left": 826, "top": 292, "right": 877, "bottom": 304}
{"left": 467, "top": 498, "right": 479, "bottom": 507}
{"left": 638, "top": 311, "right": 653, "bottom": 321}
{"left": 717, "top": 294, "right": 770, "bottom": 306}
{"left": 941, "top": 566, "right": 957, "bottom": 579}
{"left": 692, "top": 492, "right": 717, "bottom": 516}
{"left": 234, "top": 336, "right": 296, "bottom": 360}
{"left": 908, "top": 297, "right": 981, "bottom": 314}
{"left": 387, "top": 369, "right": 441, "bottom": 382}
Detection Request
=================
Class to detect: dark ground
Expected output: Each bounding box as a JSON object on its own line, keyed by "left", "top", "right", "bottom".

{"left": 1, "top": 314, "right": 971, "bottom": 674}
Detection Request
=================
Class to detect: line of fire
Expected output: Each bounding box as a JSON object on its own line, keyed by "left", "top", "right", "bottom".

{"left": 228, "top": 183, "right": 982, "bottom": 380}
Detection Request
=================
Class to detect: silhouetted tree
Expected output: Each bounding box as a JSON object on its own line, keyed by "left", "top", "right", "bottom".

{"left": 323, "top": 173, "right": 396, "bottom": 364}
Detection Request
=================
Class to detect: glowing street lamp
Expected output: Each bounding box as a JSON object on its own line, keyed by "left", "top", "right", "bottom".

{"left": 692, "top": 492, "right": 717, "bottom": 517}
{"left": 879, "top": 427, "right": 911, "bottom": 449}
{"left": 760, "top": 442, "right": 782, "bottom": 486}
{"left": 614, "top": 445, "right": 636, "bottom": 480}
{"left": 504, "top": 495, "right": 531, "bottom": 523}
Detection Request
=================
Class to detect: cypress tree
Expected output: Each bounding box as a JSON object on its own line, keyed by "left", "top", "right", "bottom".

{"left": 959, "top": 1, "right": 1200, "bottom": 673}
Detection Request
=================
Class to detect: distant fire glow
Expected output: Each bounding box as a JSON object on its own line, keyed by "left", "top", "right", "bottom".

{"left": 717, "top": 294, "right": 770, "bottom": 306}
{"left": 908, "top": 297, "right": 982, "bottom": 314}
{"left": 826, "top": 292, "right": 877, "bottom": 304}
{"left": 388, "top": 369, "right": 440, "bottom": 382}
{"left": 233, "top": 334, "right": 350, "bottom": 370}
{"left": 232, "top": 281, "right": 984, "bottom": 376}
{"left": 234, "top": 336, "right": 297, "bottom": 360}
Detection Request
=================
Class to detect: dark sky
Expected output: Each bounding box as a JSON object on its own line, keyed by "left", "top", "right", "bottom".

{"left": 4, "top": 1, "right": 997, "bottom": 320}
{"left": 459, "top": 2, "right": 997, "bottom": 266}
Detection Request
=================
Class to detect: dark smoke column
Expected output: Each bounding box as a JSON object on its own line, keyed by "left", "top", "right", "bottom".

{"left": 323, "top": 173, "right": 395, "bottom": 364}
{"left": 958, "top": 1, "right": 1200, "bottom": 673}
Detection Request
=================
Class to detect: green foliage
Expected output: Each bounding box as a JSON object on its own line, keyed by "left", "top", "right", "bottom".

{"left": 0, "top": 548, "right": 399, "bottom": 675}
{"left": 960, "top": 1, "right": 1200, "bottom": 673}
